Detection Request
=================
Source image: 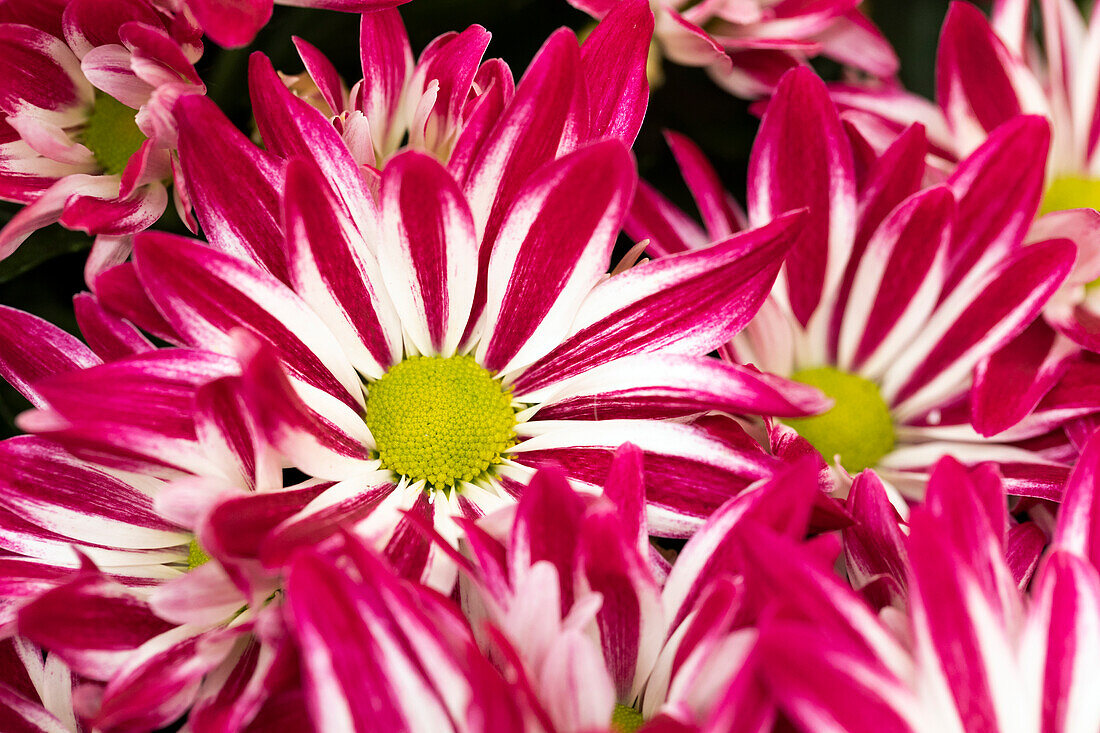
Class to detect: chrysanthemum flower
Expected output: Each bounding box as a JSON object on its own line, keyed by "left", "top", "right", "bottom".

{"left": 568, "top": 0, "right": 896, "bottom": 98}
{"left": 631, "top": 67, "right": 1081, "bottom": 501}
{"left": 0, "top": 0, "right": 208, "bottom": 269}
{"left": 1, "top": 15, "right": 827, "bottom": 587}
{"left": 423, "top": 445, "right": 825, "bottom": 731}
{"left": 753, "top": 448, "right": 1100, "bottom": 733}
{"left": 830, "top": 2, "right": 1100, "bottom": 376}
{"left": 284, "top": 0, "right": 652, "bottom": 177}
{"left": 284, "top": 532, "right": 543, "bottom": 731}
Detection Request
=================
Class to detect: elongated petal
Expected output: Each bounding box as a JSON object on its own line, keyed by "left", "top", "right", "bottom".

{"left": 1054, "top": 427, "right": 1100, "bottom": 564}
{"left": 479, "top": 140, "right": 635, "bottom": 374}
{"left": 512, "top": 420, "right": 782, "bottom": 537}
{"left": 579, "top": 0, "right": 653, "bottom": 145}
{"left": 18, "top": 569, "right": 173, "bottom": 681}
{"left": 535, "top": 353, "right": 829, "bottom": 421}
{"left": 0, "top": 306, "right": 99, "bottom": 407}
{"left": 379, "top": 150, "right": 478, "bottom": 357}
{"left": 175, "top": 94, "right": 288, "bottom": 282}
{"left": 0, "top": 436, "right": 184, "bottom": 549}
{"left": 838, "top": 186, "right": 953, "bottom": 376}
{"left": 888, "top": 238, "right": 1075, "bottom": 417}
{"left": 249, "top": 52, "right": 377, "bottom": 236}
{"left": 511, "top": 212, "right": 803, "bottom": 398}
{"left": 284, "top": 158, "right": 401, "bottom": 379}
{"left": 748, "top": 66, "right": 855, "bottom": 326}
{"left": 971, "top": 321, "right": 1076, "bottom": 437}
{"left": 134, "top": 231, "right": 363, "bottom": 409}
{"left": 944, "top": 115, "right": 1049, "bottom": 294}
{"left": 358, "top": 9, "right": 412, "bottom": 151}
{"left": 937, "top": 3, "right": 1023, "bottom": 146}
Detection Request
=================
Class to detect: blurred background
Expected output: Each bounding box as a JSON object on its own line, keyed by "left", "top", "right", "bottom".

{"left": 0, "top": 0, "right": 1010, "bottom": 433}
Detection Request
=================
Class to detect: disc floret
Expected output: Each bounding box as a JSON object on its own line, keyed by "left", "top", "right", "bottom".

{"left": 365, "top": 355, "right": 517, "bottom": 488}
{"left": 81, "top": 92, "right": 146, "bottom": 176}
{"left": 783, "top": 366, "right": 896, "bottom": 474}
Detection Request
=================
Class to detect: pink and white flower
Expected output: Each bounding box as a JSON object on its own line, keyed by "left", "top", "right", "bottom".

{"left": 428, "top": 444, "right": 827, "bottom": 731}
{"left": 0, "top": 0, "right": 206, "bottom": 271}
{"left": 755, "top": 445, "right": 1100, "bottom": 733}
{"left": 831, "top": 2, "right": 1100, "bottom": 363}
{"left": 284, "top": 0, "right": 652, "bottom": 178}
{"left": 632, "top": 66, "right": 1082, "bottom": 502}
{"left": 568, "top": 0, "right": 897, "bottom": 98}
{"left": 1, "top": 18, "right": 830, "bottom": 587}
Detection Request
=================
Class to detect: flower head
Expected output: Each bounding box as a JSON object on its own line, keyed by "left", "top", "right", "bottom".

{"left": 569, "top": 0, "right": 897, "bottom": 98}
{"left": 0, "top": 0, "right": 206, "bottom": 268}
{"left": 633, "top": 67, "right": 1082, "bottom": 501}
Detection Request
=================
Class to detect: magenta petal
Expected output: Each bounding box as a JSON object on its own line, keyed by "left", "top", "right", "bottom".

{"left": 248, "top": 52, "right": 377, "bottom": 235}
{"left": 18, "top": 569, "right": 173, "bottom": 681}
{"left": 133, "top": 231, "right": 363, "bottom": 409}
{"left": 73, "top": 292, "right": 154, "bottom": 360}
{"left": 0, "top": 436, "right": 183, "bottom": 548}
{"left": 748, "top": 66, "right": 855, "bottom": 325}
{"left": 970, "top": 321, "right": 1075, "bottom": 437}
{"left": 890, "top": 237, "right": 1074, "bottom": 411}
{"left": 937, "top": 2, "right": 1022, "bottom": 139}
{"left": 480, "top": 140, "right": 635, "bottom": 373}
{"left": 665, "top": 130, "right": 744, "bottom": 240}
{"left": 579, "top": 0, "right": 653, "bottom": 146}
{"left": 0, "top": 305, "right": 99, "bottom": 407}
{"left": 510, "top": 467, "right": 587, "bottom": 613}
{"left": 95, "top": 626, "right": 241, "bottom": 732}
{"left": 380, "top": 150, "right": 478, "bottom": 357}
{"left": 511, "top": 212, "right": 804, "bottom": 397}
{"left": 536, "top": 353, "right": 829, "bottom": 421}
{"left": 174, "top": 94, "right": 288, "bottom": 283}
{"left": 284, "top": 158, "right": 400, "bottom": 376}
{"left": 843, "top": 471, "right": 909, "bottom": 608}
{"left": 1054, "top": 428, "right": 1100, "bottom": 565}
{"left": 945, "top": 115, "right": 1049, "bottom": 292}
{"left": 358, "top": 9, "right": 411, "bottom": 148}
{"left": 760, "top": 620, "right": 914, "bottom": 733}
{"left": 1029, "top": 550, "right": 1100, "bottom": 733}
{"left": 0, "top": 24, "right": 90, "bottom": 115}
{"left": 188, "top": 0, "right": 272, "bottom": 48}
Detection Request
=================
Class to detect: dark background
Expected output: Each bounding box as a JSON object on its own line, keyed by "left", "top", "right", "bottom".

{"left": 0, "top": 0, "right": 998, "bottom": 433}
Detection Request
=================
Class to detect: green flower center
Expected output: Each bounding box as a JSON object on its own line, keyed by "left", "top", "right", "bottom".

{"left": 187, "top": 538, "right": 210, "bottom": 570}
{"left": 611, "top": 704, "right": 644, "bottom": 733}
{"left": 1039, "top": 175, "right": 1100, "bottom": 217}
{"left": 81, "top": 92, "right": 146, "bottom": 176}
{"left": 782, "top": 367, "right": 896, "bottom": 474}
{"left": 364, "top": 355, "right": 516, "bottom": 489}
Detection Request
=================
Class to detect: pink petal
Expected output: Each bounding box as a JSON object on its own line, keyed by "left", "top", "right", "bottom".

{"left": 479, "top": 140, "right": 635, "bottom": 374}
{"left": 379, "top": 150, "right": 478, "bottom": 357}
{"left": 748, "top": 66, "right": 856, "bottom": 326}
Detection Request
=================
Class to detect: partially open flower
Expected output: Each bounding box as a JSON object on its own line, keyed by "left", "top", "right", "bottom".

{"left": 0, "top": 0, "right": 205, "bottom": 268}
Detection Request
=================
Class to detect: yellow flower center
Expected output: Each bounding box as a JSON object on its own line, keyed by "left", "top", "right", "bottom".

{"left": 187, "top": 538, "right": 210, "bottom": 570}
{"left": 81, "top": 92, "right": 146, "bottom": 176}
{"left": 783, "top": 367, "right": 896, "bottom": 473}
{"left": 611, "top": 704, "right": 644, "bottom": 733}
{"left": 365, "top": 355, "right": 516, "bottom": 488}
{"left": 1039, "top": 175, "right": 1100, "bottom": 217}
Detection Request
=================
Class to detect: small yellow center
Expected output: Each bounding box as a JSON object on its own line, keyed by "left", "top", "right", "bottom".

{"left": 782, "top": 367, "right": 896, "bottom": 474}
{"left": 187, "top": 538, "right": 210, "bottom": 570}
{"left": 81, "top": 92, "right": 146, "bottom": 176}
{"left": 1039, "top": 175, "right": 1100, "bottom": 217}
{"left": 364, "top": 355, "right": 516, "bottom": 488}
{"left": 611, "top": 704, "right": 644, "bottom": 732}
